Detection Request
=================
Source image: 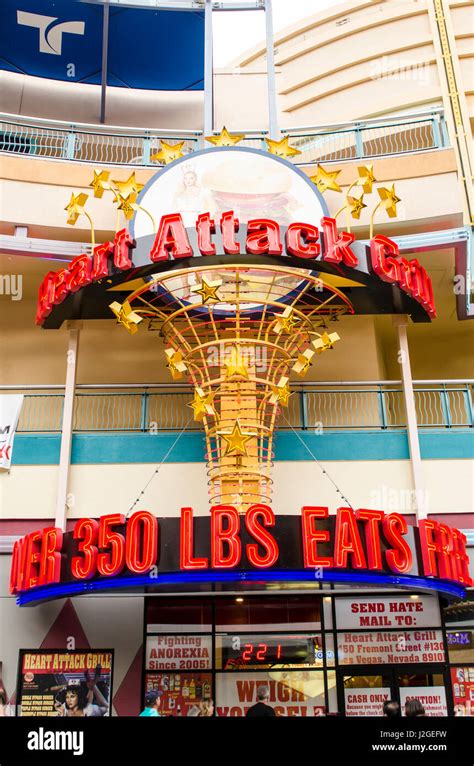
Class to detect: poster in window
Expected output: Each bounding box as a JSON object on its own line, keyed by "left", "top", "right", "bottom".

{"left": 17, "top": 650, "right": 113, "bottom": 717}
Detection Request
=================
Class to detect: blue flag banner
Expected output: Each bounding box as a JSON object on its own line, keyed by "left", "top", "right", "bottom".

{"left": 0, "top": 0, "right": 205, "bottom": 90}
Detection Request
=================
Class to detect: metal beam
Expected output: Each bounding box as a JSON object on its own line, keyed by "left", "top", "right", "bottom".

{"left": 100, "top": 0, "right": 110, "bottom": 124}
{"left": 264, "top": 0, "right": 278, "bottom": 138}
{"left": 203, "top": 0, "right": 213, "bottom": 137}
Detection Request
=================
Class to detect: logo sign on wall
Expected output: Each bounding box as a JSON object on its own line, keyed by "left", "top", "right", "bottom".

{"left": 17, "top": 649, "right": 113, "bottom": 717}
{"left": 0, "top": 394, "right": 23, "bottom": 471}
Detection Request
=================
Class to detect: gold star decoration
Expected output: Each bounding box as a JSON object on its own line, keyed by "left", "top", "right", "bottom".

{"left": 111, "top": 172, "right": 144, "bottom": 198}
{"left": 116, "top": 192, "right": 139, "bottom": 221}
{"left": 347, "top": 194, "right": 367, "bottom": 219}
{"left": 292, "top": 348, "right": 315, "bottom": 376}
{"left": 65, "top": 192, "right": 89, "bottom": 225}
{"left": 90, "top": 170, "right": 112, "bottom": 199}
{"left": 188, "top": 388, "right": 215, "bottom": 422}
{"left": 265, "top": 135, "right": 302, "bottom": 159}
{"left": 225, "top": 346, "right": 249, "bottom": 379}
{"left": 310, "top": 164, "right": 342, "bottom": 194}
{"left": 109, "top": 300, "right": 143, "bottom": 335}
{"left": 151, "top": 140, "right": 186, "bottom": 165}
{"left": 165, "top": 348, "right": 188, "bottom": 380}
{"left": 357, "top": 164, "right": 376, "bottom": 194}
{"left": 312, "top": 331, "right": 340, "bottom": 354}
{"left": 377, "top": 185, "right": 401, "bottom": 218}
{"left": 273, "top": 306, "right": 300, "bottom": 334}
{"left": 190, "top": 276, "right": 222, "bottom": 305}
{"left": 218, "top": 420, "right": 256, "bottom": 457}
{"left": 205, "top": 126, "right": 245, "bottom": 147}
{"left": 270, "top": 376, "right": 291, "bottom": 407}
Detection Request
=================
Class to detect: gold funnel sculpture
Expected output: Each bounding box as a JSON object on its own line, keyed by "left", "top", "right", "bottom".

{"left": 111, "top": 264, "right": 354, "bottom": 512}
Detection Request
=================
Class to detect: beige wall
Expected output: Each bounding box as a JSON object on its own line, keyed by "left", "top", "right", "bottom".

{"left": 1, "top": 459, "right": 473, "bottom": 520}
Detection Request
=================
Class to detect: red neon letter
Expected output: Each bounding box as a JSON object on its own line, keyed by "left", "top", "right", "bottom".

{"left": 71, "top": 518, "right": 99, "bottom": 580}
{"left": 91, "top": 240, "right": 114, "bottom": 280}
{"left": 246, "top": 219, "right": 283, "bottom": 256}
{"left": 38, "top": 527, "right": 63, "bottom": 587}
{"left": 383, "top": 513, "right": 412, "bottom": 574}
{"left": 180, "top": 507, "right": 209, "bottom": 570}
{"left": 196, "top": 212, "right": 216, "bottom": 256}
{"left": 126, "top": 511, "right": 158, "bottom": 574}
{"left": 286, "top": 223, "right": 320, "bottom": 259}
{"left": 321, "top": 217, "right": 358, "bottom": 266}
{"left": 334, "top": 508, "right": 366, "bottom": 569}
{"left": 418, "top": 519, "right": 438, "bottom": 577}
{"left": 36, "top": 272, "right": 56, "bottom": 325}
{"left": 25, "top": 531, "right": 42, "bottom": 590}
{"left": 52, "top": 269, "right": 69, "bottom": 305}
{"left": 150, "top": 214, "right": 193, "bottom": 261}
{"left": 211, "top": 505, "right": 241, "bottom": 568}
{"left": 67, "top": 254, "right": 92, "bottom": 293}
{"left": 113, "top": 228, "right": 136, "bottom": 270}
{"left": 245, "top": 504, "right": 279, "bottom": 568}
{"left": 356, "top": 509, "right": 384, "bottom": 570}
{"left": 301, "top": 507, "right": 333, "bottom": 567}
{"left": 451, "top": 528, "right": 473, "bottom": 586}
{"left": 220, "top": 211, "right": 240, "bottom": 255}
{"left": 369, "top": 235, "right": 401, "bottom": 283}
{"left": 97, "top": 514, "right": 126, "bottom": 577}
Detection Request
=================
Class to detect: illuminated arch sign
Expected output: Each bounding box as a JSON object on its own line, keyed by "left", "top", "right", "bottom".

{"left": 36, "top": 148, "right": 436, "bottom": 328}
{"left": 11, "top": 507, "right": 471, "bottom": 605}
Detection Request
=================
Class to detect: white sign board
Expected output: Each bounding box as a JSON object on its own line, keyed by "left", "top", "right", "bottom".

{"left": 335, "top": 595, "right": 440, "bottom": 630}
{"left": 0, "top": 395, "right": 23, "bottom": 470}
{"left": 400, "top": 687, "right": 448, "bottom": 717}
{"left": 337, "top": 630, "right": 445, "bottom": 665}
{"left": 146, "top": 635, "right": 212, "bottom": 671}
{"left": 345, "top": 688, "right": 391, "bottom": 716}
{"left": 215, "top": 671, "right": 327, "bottom": 717}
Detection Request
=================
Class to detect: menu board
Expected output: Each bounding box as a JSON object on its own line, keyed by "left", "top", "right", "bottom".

{"left": 451, "top": 667, "right": 474, "bottom": 716}
{"left": 215, "top": 671, "right": 326, "bottom": 716}
{"left": 345, "top": 688, "right": 391, "bottom": 716}
{"left": 400, "top": 687, "right": 447, "bottom": 717}
{"left": 17, "top": 650, "right": 113, "bottom": 717}
{"left": 337, "top": 630, "right": 445, "bottom": 665}
{"left": 144, "top": 672, "right": 212, "bottom": 716}
{"left": 146, "top": 635, "right": 212, "bottom": 671}
{"left": 336, "top": 595, "right": 440, "bottom": 630}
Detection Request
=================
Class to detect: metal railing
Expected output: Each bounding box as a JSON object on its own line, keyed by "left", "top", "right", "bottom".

{"left": 2, "top": 380, "right": 472, "bottom": 434}
{"left": 0, "top": 109, "right": 448, "bottom": 167}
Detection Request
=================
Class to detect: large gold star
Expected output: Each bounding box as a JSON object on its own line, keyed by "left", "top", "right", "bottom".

{"left": 357, "top": 164, "right": 376, "bottom": 194}
{"left": 112, "top": 172, "right": 144, "bottom": 198}
{"left": 225, "top": 346, "right": 249, "bottom": 379}
{"left": 205, "top": 126, "right": 245, "bottom": 146}
{"left": 313, "top": 331, "right": 340, "bottom": 354}
{"left": 273, "top": 306, "right": 300, "bottom": 334}
{"left": 218, "top": 420, "right": 256, "bottom": 457}
{"left": 190, "top": 276, "right": 222, "bottom": 304}
{"left": 65, "top": 192, "right": 89, "bottom": 225}
{"left": 151, "top": 140, "right": 186, "bottom": 165}
{"left": 265, "top": 135, "right": 302, "bottom": 158}
{"left": 310, "top": 164, "right": 342, "bottom": 194}
{"left": 116, "top": 192, "right": 139, "bottom": 221}
{"left": 292, "top": 348, "right": 315, "bottom": 376}
{"left": 347, "top": 194, "right": 367, "bottom": 219}
{"left": 165, "top": 348, "right": 188, "bottom": 380}
{"left": 377, "top": 185, "right": 401, "bottom": 218}
{"left": 90, "top": 170, "right": 112, "bottom": 199}
{"left": 188, "top": 388, "right": 215, "bottom": 422}
{"left": 109, "top": 300, "right": 143, "bottom": 335}
{"left": 270, "top": 376, "right": 291, "bottom": 407}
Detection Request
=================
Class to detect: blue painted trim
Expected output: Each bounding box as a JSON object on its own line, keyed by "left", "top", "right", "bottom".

{"left": 11, "top": 429, "right": 474, "bottom": 466}
{"left": 17, "top": 569, "right": 465, "bottom": 606}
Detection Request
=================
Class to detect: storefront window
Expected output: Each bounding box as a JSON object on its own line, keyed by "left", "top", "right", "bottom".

{"left": 144, "top": 672, "right": 213, "bottom": 717}
{"left": 398, "top": 672, "right": 447, "bottom": 716}
{"left": 447, "top": 630, "right": 474, "bottom": 663}
{"left": 146, "top": 598, "right": 212, "bottom": 633}
{"left": 215, "top": 596, "right": 321, "bottom": 631}
{"left": 450, "top": 666, "right": 474, "bottom": 716}
{"left": 215, "top": 671, "right": 327, "bottom": 716}
{"left": 215, "top": 633, "right": 324, "bottom": 670}
{"left": 343, "top": 674, "right": 392, "bottom": 716}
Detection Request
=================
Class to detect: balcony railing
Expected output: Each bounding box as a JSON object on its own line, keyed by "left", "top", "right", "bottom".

{"left": 2, "top": 381, "right": 472, "bottom": 434}
{"left": 0, "top": 109, "right": 449, "bottom": 167}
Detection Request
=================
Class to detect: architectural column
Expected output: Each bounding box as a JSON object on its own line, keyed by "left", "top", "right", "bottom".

{"left": 393, "top": 316, "right": 426, "bottom": 520}
{"left": 203, "top": 0, "right": 214, "bottom": 138}
{"left": 265, "top": 0, "right": 279, "bottom": 138}
{"left": 55, "top": 322, "right": 81, "bottom": 531}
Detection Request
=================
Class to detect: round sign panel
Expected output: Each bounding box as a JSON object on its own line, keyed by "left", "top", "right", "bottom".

{"left": 131, "top": 146, "right": 327, "bottom": 238}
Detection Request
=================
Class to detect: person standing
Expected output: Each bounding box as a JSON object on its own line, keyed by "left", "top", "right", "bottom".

{"left": 383, "top": 700, "right": 401, "bottom": 717}
{"left": 139, "top": 690, "right": 163, "bottom": 717}
{"left": 245, "top": 685, "right": 276, "bottom": 717}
